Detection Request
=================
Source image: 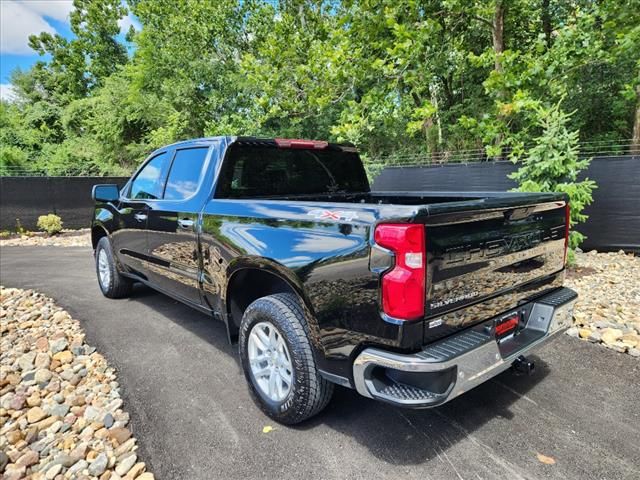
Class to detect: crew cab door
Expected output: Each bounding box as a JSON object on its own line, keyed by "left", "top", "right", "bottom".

{"left": 145, "top": 146, "right": 212, "bottom": 305}
{"left": 112, "top": 151, "right": 171, "bottom": 277}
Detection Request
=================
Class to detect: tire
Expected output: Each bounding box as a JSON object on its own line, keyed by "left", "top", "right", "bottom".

{"left": 95, "top": 236, "right": 133, "bottom": 299}
{"left": 239, "top": 293, "right": 334, "bottom": 424}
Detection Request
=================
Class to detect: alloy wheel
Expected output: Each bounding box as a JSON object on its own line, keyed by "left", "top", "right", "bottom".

{"left": 248, "top": 321, "right": 293, "bottom": 402}
{"left": 98, "top": 248, "right": 111, "bottom": 288}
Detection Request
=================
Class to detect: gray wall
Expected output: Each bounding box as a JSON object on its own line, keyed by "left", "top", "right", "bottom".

{"left": 0, "top": 177, "right": 128, "bottom": 231}
{"left": 373, "top": 156, "right": 640, "bottom": 252}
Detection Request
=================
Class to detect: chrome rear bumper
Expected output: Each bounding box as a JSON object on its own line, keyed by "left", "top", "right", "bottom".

{"left": 353, "top": 287, "right": 577, "bottom": 407}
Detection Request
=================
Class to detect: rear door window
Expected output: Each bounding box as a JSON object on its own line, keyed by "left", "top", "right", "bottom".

{"left": 129, "top": 152, "right": 170, "bottom": 200}
{"left": 163, "top": 147, "right": 209, "bottom": 200}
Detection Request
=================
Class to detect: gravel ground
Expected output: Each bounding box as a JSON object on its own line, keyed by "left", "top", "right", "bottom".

{"left": 0, "top": 230, "right": 91, "bottom": 247}
{"left": 0, "top": 287, "right": 154, "bottom": 480}
{"left": 565, "top": 250, "right": 640, "bottom": 357}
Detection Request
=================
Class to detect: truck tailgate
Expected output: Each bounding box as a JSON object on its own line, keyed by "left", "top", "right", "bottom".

{"left": 422, "top": 197, "right": 567, "bottom": 343}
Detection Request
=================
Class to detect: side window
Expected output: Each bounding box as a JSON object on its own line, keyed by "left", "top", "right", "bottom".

{"left": 130, "top": 152, "right": 169, "bottom": 200}
{"left": 163, "top": 147, "right": 209, "bottom": 200}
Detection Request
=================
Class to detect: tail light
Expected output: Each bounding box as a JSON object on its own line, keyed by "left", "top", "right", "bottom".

{"left": 374, "top": 224, "right": 426, "bottom": 320}
{"left": 564, "top": 203, "right": 570, "bottom": 265}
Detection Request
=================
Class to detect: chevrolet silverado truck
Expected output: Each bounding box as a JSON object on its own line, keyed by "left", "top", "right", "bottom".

{"left": 91, "top": 136, "right": 577, "bottom": 424}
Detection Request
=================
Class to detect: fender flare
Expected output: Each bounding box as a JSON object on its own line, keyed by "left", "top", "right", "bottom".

{"left": 91, "top": 222, "right": 110, "bottom": 250}
{"left": 224, "top": 256, "right": 315, "bottom": 315}
{"left": 223, "top": 257, "right": 321, "bottom": 344}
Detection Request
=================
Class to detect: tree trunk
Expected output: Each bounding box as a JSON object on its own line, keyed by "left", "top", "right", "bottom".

{"left": 632, "top": 84, "right": 640, "bottom": 154}
{"left": 541, "top": 0, "right": 552, "bottom": 48}
{"left": 430, "top": 83, "right": 443, "bottom": 150}
{"left": 492, "top": 0, "right": 505, "bottom": 72}
{"left": 492, "top": 0, "right": 506, "bottom": 159}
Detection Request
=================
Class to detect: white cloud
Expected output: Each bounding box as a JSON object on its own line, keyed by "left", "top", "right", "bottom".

{"left": 0, "top": 0, "right": 73, "bottom": 54}
{"left": 118, "top": 13, "right": 141, "bottom": 34}
{"left": 26, "top": 0, "right": 74, "bottom": 22}
{"left": 0, "top": 83, "right": 17, "bottom": 102}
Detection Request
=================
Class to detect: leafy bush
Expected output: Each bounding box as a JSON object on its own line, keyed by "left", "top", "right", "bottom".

{"left": 509, "top": 102, "right": 596, "bottom": 260}
{"left": 37, "top": 214, "right": 64, "bottom": 235}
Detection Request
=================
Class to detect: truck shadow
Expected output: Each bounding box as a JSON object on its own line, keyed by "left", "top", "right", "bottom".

{"left": 302, "top": 360, "right": 551, "bottom": 465}
{"left": 127, "top": 283, "right": 237, "bottom": 357}
{"left": 128, "top": 282, "right": 552, "bottom": 467}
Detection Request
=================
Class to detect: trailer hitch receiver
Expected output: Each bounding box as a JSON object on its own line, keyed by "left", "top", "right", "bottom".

{"left": 512, "top": 355, "right": 535, "bottom": 376}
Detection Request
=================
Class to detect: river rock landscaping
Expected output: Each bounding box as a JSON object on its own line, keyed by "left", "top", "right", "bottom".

{"left": 565, "top": 250, "right": 640, "bottom": 357}
{"left": 0, "top": 287, "right": 154, "bottom": 480}
{"left": 0, "top": 229, "right": 91, "bottom": 248}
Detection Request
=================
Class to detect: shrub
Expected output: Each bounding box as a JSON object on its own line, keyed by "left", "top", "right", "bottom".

{"left": 509, "top": 102, "right": 596, "bottom": 262}
{"left": 15, "top": 218, "right": 26, "bottom": 235}
{"left": 37, "top": 214, "right": 64, "bottom": 235}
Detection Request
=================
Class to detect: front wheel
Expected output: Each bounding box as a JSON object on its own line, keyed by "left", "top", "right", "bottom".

{"left": 95, "top": 236, "right": 133, "bottom": 299}
{"left": 239, "top": 293, "right": 334, "bottom": 424}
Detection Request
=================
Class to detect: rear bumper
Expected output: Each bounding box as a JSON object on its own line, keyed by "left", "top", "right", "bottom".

{"left": 352, "top": 287, "right": 577, "bottom": 407}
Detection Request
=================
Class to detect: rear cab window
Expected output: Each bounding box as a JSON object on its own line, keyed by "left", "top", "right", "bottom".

{"left": 215, "top": 144, "right": 369, "bottom": 198}
{"left": 164, "top": 147, "right": 209, "bottom": 200}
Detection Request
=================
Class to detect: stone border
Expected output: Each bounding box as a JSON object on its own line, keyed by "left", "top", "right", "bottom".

{"left": 0, "top": 287, "right": 154, "bottom": 479}
{"left": 565, "top": 251, "right": 640, "bottom": 357}
{"left": 0, "top": 229, "right": 91, "bottom": 248}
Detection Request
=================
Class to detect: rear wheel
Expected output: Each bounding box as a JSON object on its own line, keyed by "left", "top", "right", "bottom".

{"left": 95, "top": 236, "right": 133, "bottom": 298}
{"left": 239, "top": 293, "right": 334, "bottom": 424}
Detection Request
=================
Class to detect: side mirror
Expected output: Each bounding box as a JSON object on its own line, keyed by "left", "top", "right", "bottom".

{"left": 92, "top": 184, "right": 120, "bottom": 202}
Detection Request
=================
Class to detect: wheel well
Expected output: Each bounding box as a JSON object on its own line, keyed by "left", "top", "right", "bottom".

{"left": 226, "top": 269, "right": 299, "bottom": 332}
{"left": 91, "top": 226, "right": 108, "bottom": 250}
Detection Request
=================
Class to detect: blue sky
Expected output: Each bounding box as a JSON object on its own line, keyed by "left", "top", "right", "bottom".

{"left": 0, "top": 0, "right": 139, "bottom": 101}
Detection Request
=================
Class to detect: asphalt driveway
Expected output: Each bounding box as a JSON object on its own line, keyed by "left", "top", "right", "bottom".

{"left": 1, "top": 246, "right": 638, "bottom": 480}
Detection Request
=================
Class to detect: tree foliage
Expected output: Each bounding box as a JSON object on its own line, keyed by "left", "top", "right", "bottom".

{"left": 509, "top": 101, "right": 596, "bottom": 253}
{"left": 0, "top": 1, "right": 637, "bottom": 195}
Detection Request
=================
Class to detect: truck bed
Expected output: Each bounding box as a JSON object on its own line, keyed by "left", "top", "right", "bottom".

{"left": 202, "top": 189, "right": 567, "bottom": 347}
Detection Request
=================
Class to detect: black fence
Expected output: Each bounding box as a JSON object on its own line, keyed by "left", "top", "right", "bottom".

{"left": 373, "top": 156, "right": 640, "bottom": 252}
{"left": 1, "top": 156, "right": 638, "bottom": 252}
{"left": 0, "top": 176, "right": 128, "bottom": 231}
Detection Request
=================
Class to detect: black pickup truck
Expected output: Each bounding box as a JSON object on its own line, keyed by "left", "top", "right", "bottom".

{"left": 91, "top": 136, "right": 577, "bottom": 424}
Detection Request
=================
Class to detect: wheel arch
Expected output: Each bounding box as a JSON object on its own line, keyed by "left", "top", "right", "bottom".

{"left": 224, "top": 260, "right": 316, "bottom": 340}
{"left": 91, "top": 224, "right": 109, "bottom": 250}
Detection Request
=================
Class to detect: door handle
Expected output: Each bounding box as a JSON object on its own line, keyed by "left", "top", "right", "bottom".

{"left": 177, "top": 219, "right": 194, "bottom": 229}
{"left": 134, "top": 213, "right": 147, "bottom": 222}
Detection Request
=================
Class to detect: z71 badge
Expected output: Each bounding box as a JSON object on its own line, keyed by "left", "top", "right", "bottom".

{"left": 308, "top": 209, "right": 359, "bottom": 221}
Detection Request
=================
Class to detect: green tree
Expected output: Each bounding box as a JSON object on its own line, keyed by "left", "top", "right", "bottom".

{"left": 27, "top": 0, "right": 128, "bottom": 102}
{"left": 509, "top": 102, "right": 596, "bottom": 255}
{"left": 1, "top": 0, "right": 638, "bottom": 178}
{"left": 1, "top": 0, "right": 130, "bottom": 175}
{"left": 128, "top": 0, "right": 254, "bottom": 139}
